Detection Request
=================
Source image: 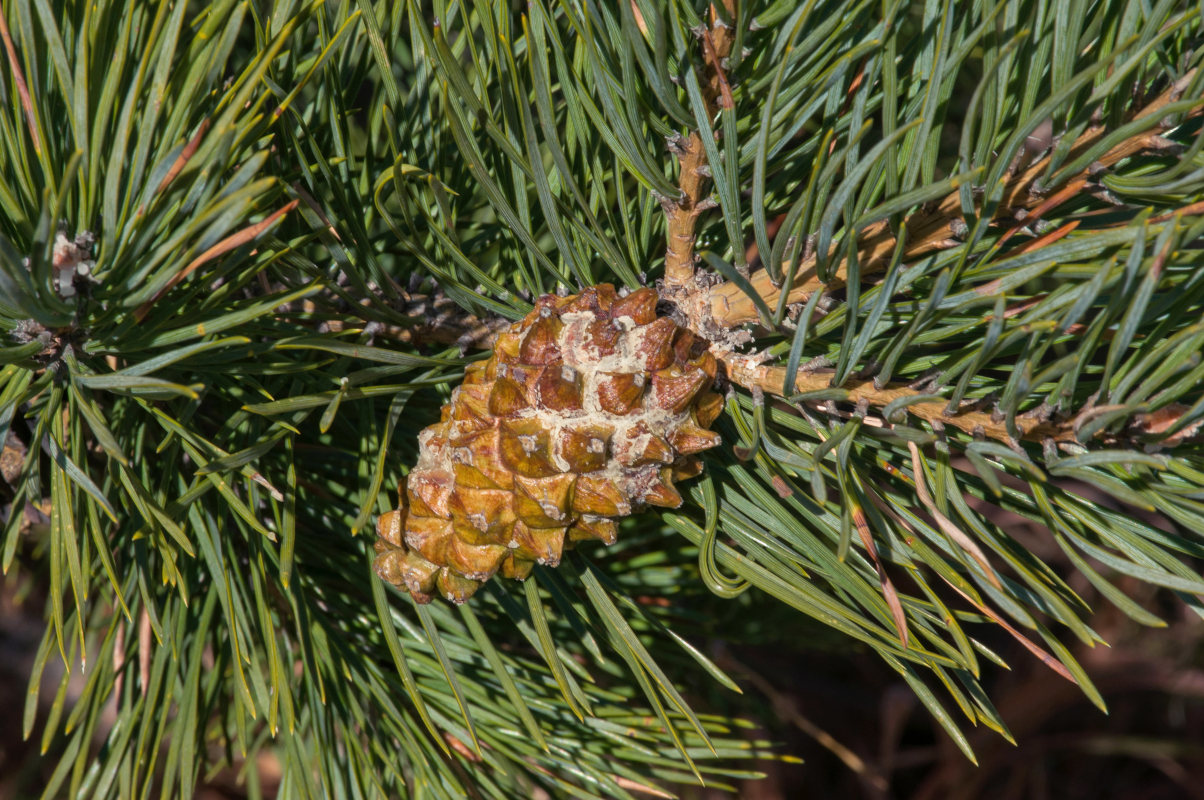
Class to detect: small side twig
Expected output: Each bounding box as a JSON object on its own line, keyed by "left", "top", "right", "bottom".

{"left": 663, "top": 134, "right": 714, "bottom": 289}
{"left": 710, "top": 349, "right": 1200, "bottom": 448}
{"left": 316, "top": 288, "right": 509, "bottom": 352}
{"left": 661, "top": 1, "right": 737, "bottom": 292}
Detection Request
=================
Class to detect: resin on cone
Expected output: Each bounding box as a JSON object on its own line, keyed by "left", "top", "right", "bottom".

{"left": 374, "top": 284, "right": 723, "bottom": 603}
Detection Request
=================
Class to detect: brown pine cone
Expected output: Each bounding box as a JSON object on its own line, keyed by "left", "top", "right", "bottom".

{"left": 374, "top": 284, "right": 723, "bottom": 603}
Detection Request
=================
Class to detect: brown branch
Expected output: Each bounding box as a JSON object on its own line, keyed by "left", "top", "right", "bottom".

{"left": 661, "top": 1, "right": 737, "bottom": 291}
{"left": 0, "top": 8, "right": 41, "bottom": 155}
{"left": 315, "top": 289, "right": 508, "bottom": 351}
{"left": 723, "top": 358, "right": 1071, "bottom": 443}
{"left": 370, "top": 60, "right": 1199, "bottom": 452}
{"left": 722, "top": 356, "right": 1198, "bottom": 447}
{"left": 708, "top": 69, "right": 1203, "bottom": 327}
{"left": 663, "top": 134, "right": 713, "bottom": 288}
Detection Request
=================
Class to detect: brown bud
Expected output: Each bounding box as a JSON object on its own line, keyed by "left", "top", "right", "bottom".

{"left": 573, "top": 474, "right": 631, "bottom": 516}
{"left": 535, "top": 364, "right": 582, "bottom": 411}
{"left": 568, "top": 515, "right": 618, "bottom": 545}
{"left": 668, "top": 422, "right": 722, "bottom": 455}
{"left": 514, "top": 472, "right": 577, "bottom": 527}
{"left": 652, "top": 366, "right": 709, "bottom": 414}
{"left": 499, "top": 419, "right": 559, "bottom": 477}
{"left": 609, "top": 287, "right": 658, "bottom": 325}
{"left": 488, "top": 375, "right": 529, "bottom": 416}
{"left": 555, "top": 425, "right": 611, "bottom": 472}
{"left": 519, "top": 313, "right": 563, "bottom": 365}
{"left": 596, "top": 371, "right": 646, "bottom": 415}
{"left": 641, "top": 472, "right": 683, "bottom": 508}
{"left": 633, "top": 317, "right": 677, "bottom": 370}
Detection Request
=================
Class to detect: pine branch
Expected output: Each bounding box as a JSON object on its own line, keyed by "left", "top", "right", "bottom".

{"left": 725, "top": 359, "right": 1069, "bottom": 442}
{"left": 698, "top": 68, "right": 1204, "bottom": 446}
{"left": 708, "top": 68, "right": 1203, "bottom": 327}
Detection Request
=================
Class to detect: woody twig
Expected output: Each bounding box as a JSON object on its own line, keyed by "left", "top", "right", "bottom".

{"left": 661, "top": 1, "right": 737, "bottom": 292}
{"left": 317, "top": 288, "right": 508, "bottom": 352}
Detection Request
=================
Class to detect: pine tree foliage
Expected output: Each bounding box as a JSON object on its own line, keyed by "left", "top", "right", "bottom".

{"left": 0, "top": 0, "right": 1202, "bottom": 797}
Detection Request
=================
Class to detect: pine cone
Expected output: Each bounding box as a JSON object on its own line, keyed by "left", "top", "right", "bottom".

{"left": 373, "top": 284, "right": 724, "bottom": 604}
